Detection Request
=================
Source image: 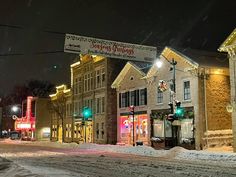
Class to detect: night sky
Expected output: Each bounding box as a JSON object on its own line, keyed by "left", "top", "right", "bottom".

{"left": 0, "top": 0, "right": 235, "bottom": 95}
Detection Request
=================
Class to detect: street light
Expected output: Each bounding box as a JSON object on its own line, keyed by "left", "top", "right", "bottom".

{"left": 10, "top": 104, "right": 22, "bottom": 118}
{"left": 11, "top": 105, "right": 20, "bottom": 113}
{"left": 155, "top": 56, "right": 178, "bottom": 147}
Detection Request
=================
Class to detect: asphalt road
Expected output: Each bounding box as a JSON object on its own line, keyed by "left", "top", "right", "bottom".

{"left": 0, "top": 141, "right": 235, "bottom": 177}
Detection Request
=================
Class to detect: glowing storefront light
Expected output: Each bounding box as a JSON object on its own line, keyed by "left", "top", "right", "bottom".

{"left": 17, "top": 123, "right": 31, "bottom": 129}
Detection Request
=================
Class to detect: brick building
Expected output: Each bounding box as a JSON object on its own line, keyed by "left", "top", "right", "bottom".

{"left": 50, "top": 55, "right": 126, "bottom": 144}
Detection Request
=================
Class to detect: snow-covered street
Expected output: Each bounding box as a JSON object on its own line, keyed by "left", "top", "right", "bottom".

{"left": 0, "top": 139, "right": 235, "bottom": 177}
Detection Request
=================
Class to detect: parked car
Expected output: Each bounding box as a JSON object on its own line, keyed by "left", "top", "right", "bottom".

{"left": 9, "top": 131, "right": 21, "bottom": 140}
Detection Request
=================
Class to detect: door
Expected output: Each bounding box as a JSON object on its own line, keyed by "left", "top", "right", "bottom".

{"left": 58, "top": 125, "right": 63, "bottom": 142}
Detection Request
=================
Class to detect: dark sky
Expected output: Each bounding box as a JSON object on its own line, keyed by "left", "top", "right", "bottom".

{"left": 0, "top": 0, "right": 235, "bottom": 95}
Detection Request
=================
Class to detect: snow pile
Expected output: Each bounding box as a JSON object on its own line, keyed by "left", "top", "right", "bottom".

{"left": 79, "top": 143, "right": 168, "bottom": 157}
{"left": 78, "top": 143, "right": 236, "bottom": 166}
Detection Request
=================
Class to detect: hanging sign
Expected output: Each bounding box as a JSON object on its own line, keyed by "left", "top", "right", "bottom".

{"left": 64, "top": 34, "right": 157, "bottom": 62}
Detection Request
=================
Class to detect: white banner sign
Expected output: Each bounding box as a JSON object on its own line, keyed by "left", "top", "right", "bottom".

{"left": 64, "top": 34, "right": 157, "bottom": 62}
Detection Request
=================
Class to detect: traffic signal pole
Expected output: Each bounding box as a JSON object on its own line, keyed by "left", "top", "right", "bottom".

{"left": 171, "top": 59, "right": 177, "bottom": 146}
{"left": 130, "top": 105, "right": 135, "bottom": 146}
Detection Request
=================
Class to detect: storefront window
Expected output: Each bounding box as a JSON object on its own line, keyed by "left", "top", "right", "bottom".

{"left": 120, "top": 114, "right": 148, "bottom": 143}
{"left": 120, "top": 116, "right": 130, "bottom": 138}
{"left": 180, "top": 119, "right": 193, "bottom": 142}
{"left": 153, "top": 119, "right": 172, "bottom": 138}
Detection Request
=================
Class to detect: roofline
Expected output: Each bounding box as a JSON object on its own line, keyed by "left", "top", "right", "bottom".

{"left": 111, "top": 62, "right": 147, "bottom": 88}
{"left": 162, "top": 46, "right": 199, "bottom": 68}
{"left": 218, "top": 28, "right": 236, "bottom": 52}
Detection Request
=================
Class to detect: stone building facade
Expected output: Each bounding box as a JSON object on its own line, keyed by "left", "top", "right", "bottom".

{"left": 70, "top": 55, "right": 126, "bottom": 144}
{"left": 50, "top": 55, "right": 126, "bottom": 144}
{"left": 147, "top": 47, "right": 231, "bottom": 150}
{"left": 50, "top": 85, "right": 72, "bottom": 143}
{"left": 111, "top": 62, "right": 151, "bottom": 145}
{"left": 112, "top": 46, "right": 231, "bottom": 150}
{"left": 218, "top": 28, "right": 236, "bottom": 152}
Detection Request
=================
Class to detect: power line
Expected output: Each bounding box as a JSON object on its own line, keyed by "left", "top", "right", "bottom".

{"left": 0, "top": 53, "right": 24, "bottom": 57}
{"left": 0, "top": 24, "right": 23, "bottom": 29}
{"left": 33, "top": 50, "right": 65, "bottom": 55}
{"left": 43, "top": 30, "right": 65, "bottom": 35}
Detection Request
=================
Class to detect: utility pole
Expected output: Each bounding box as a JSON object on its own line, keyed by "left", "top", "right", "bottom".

{"left": 129, "top": 105, "right": 135, "bottom": 146}
{"left": 171, "top": 59, "right": 177, "bottom": 146}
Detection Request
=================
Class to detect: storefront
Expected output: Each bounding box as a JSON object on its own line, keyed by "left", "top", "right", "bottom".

{"left": 151, "top": 107, "right": 195, "bottom": 149}
{"left": 119, "top": 112, "right": 148, "bottom": 145}
{"left": 74, "top": 118, "right": 93, "bottom": 143}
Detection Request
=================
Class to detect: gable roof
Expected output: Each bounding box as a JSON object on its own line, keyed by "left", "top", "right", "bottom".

{"left": 146, "top": 46, "right": 228, "bottom": 79}
{"left": 218, "top": 28, "right": 236, "bottom": 52}
{"left": 171, "top": 47, "right": 228, "bottom": 68}
{"left": 111, "top": 61, "right": 150, "bottom": 89}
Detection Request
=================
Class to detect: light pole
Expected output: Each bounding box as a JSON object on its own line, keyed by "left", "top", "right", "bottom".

{"left": 170, "top": 59, "right": 177, "bottom": 147}
{"left": 129, "top": 105, "right": 135, "bottom": 146}
{"left": 156, "top": 57, "right": 178, "bottom": 147}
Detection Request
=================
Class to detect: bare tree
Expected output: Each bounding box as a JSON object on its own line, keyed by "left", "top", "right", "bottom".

{"left": 49, "top": 94, "right": 67, "bottom": 143}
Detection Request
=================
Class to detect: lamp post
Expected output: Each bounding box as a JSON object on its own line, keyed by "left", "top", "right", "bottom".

{"left": 129, "top": 105, "right": 135, "bottom": 146}
{"left": 156, "top": 57, "right": 178, "bottom": 147}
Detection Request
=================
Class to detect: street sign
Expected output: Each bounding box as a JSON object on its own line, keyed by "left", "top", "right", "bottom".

{"left": 64, "top": 34, "right": 157, "bottom": 62}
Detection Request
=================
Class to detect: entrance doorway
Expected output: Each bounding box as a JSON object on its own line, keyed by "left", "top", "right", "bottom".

{"left": 58, "top": 125, "right": 63, "bottom": 142}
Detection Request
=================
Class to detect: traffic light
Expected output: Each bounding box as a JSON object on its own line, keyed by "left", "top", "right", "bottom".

{"left": 82, "top": 107, "right": 92, "bottom": 119}
{"left": 168, "top": 102, "right": 174, "bottom": 113}
{"left": 175, "top": 101, "right": 184, "bottom": 118}
{"left": 129, "top": 105, "right": 135, "bottom": 115}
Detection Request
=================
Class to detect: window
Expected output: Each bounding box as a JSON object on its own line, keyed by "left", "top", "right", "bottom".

{"left": 101, "top": 68, "right": 105, "bottom": 87}
{"left": 96, "top": 123, "right": 99, "bottom": 139}
{"left": 68, "top": 124, "right": 71, "bottom": 138}
{"left": 130, "top": 91, "right": 135, "bottom": 106}
{"left": 84, "top": 74, "right": 88, "bottom": 92}
{"left": 101, "top": 97, "right": 105, "bottom": 113}
{"left": 96, "top": 98, "right": 101, "bottom": 114}
{"left": 66, "top": 103, "right": 72, "bottom": 116}
{"left": 184, "top": 81, "right": 191, "bottom": 100}
{"left": 96, "top": 70, "right": 101, "bottom": 88}
{"left": 121, "top": 93, "right": 126, "bottom": 108}
{"left": 101, "top": 122, "right": 104, "bottom": 139}
{"left": 78, "top": 77, "right": 82, "bottom": 93}
{"left": 90, "top": 73, "right": 93, "bottom": 90}
{"left": 74, "top": 78, "right": 79, "bottom": 94}
{"left": 157, "top": 89, "right": 163, "bottom": 104}
{"left": 140, "top": 88, "right": 147, "bottom": 105}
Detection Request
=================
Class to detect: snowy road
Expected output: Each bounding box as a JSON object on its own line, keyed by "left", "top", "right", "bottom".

{"left": 0, "top": 140, "right": 235, "bottom": 177}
